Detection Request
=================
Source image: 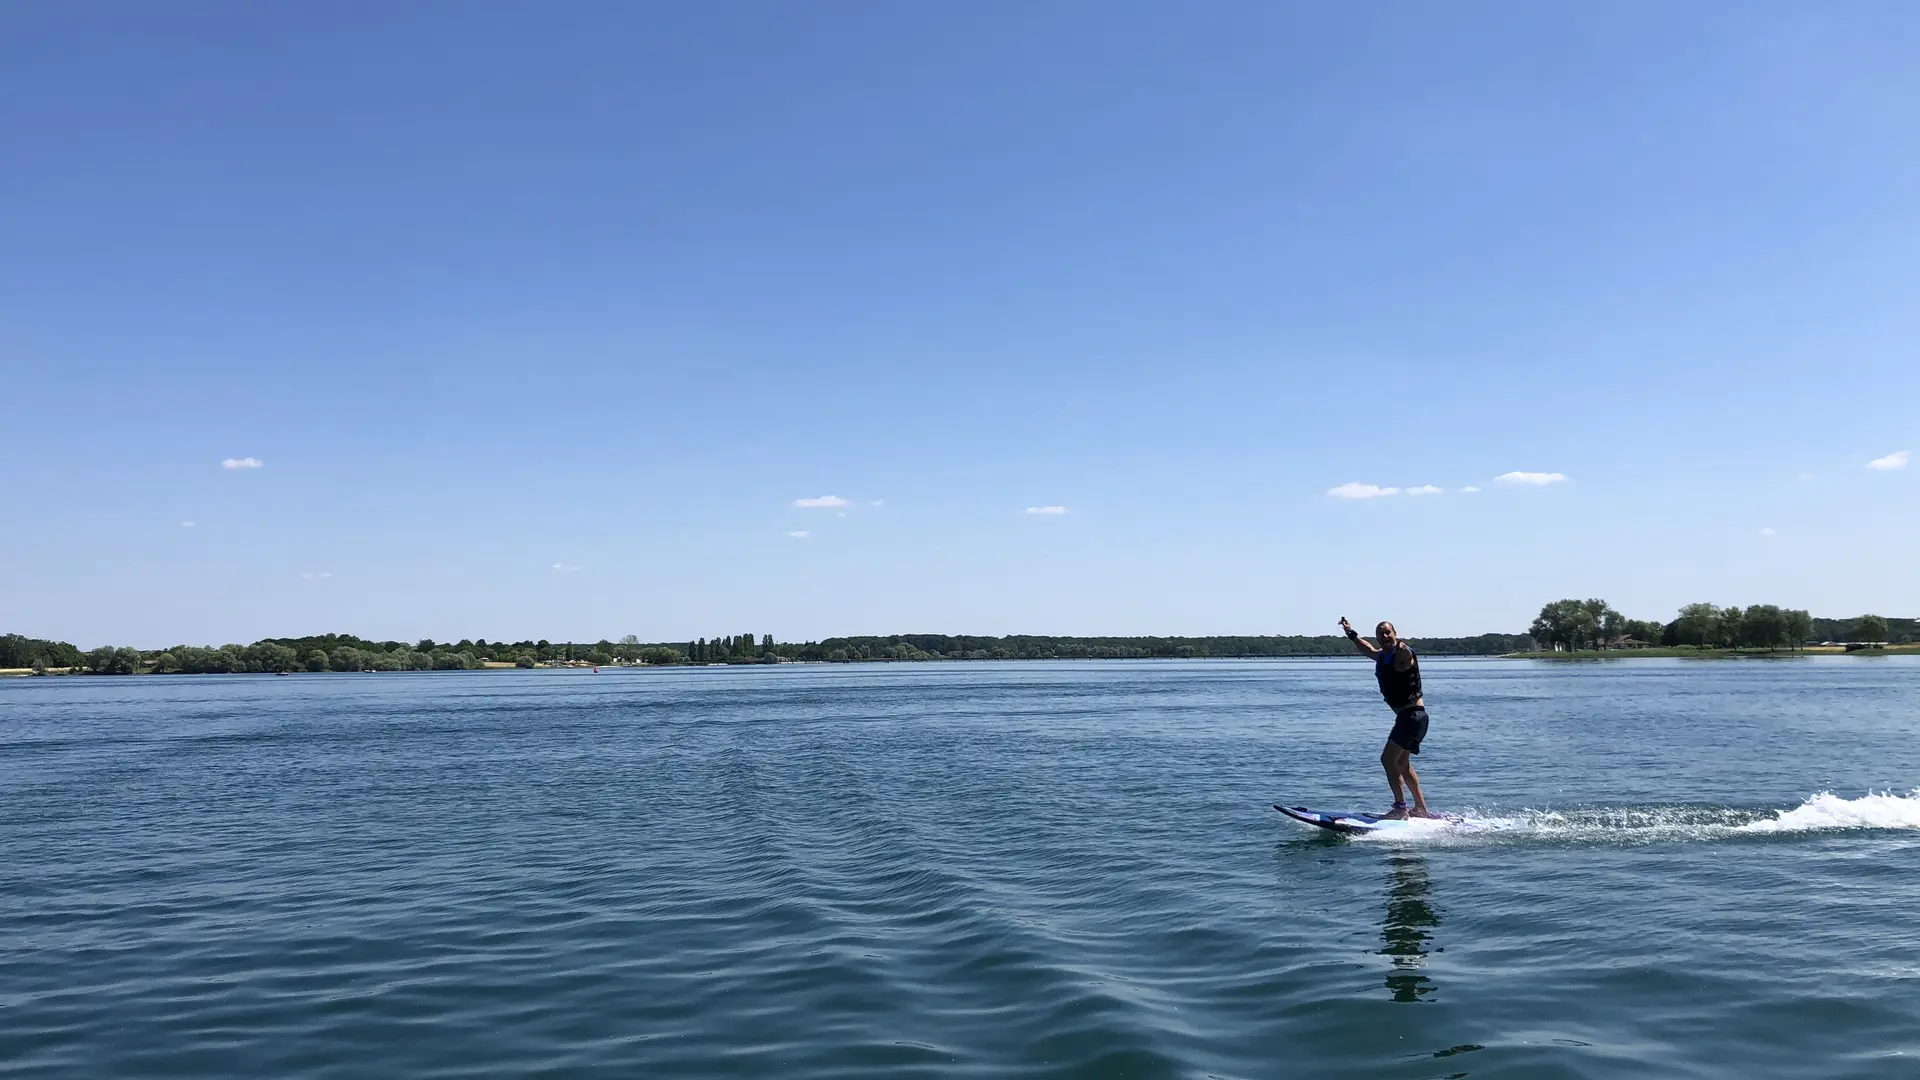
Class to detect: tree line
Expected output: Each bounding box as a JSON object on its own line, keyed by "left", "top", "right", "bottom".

{"left": 1528, "top": 599, "right": 1907, "bottom": 651}
{"left": 10, "top": 611, "right": 1909, "bottom": 675}
{"left": 772, "top": 632, "right": 1535, "bottom": 662}
{"left": 8, "top": 629, "right": 1537, "bottom": 674}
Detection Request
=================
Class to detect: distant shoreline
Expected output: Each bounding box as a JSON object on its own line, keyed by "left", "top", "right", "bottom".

{"left": 1503, "top": 644, "right": 1920, "bottom": 660}
{"left": 9, "top": 647, "right": 1919, "bottom": 679}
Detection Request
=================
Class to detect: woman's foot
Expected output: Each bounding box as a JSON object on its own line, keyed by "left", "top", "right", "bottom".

{"left": 1382, "top": 802, "right": 1410, "bottom": 820}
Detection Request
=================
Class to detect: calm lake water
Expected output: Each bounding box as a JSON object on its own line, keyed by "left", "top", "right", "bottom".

{"left": 5, "top": 658, "right": 1919, "bottom": 1079}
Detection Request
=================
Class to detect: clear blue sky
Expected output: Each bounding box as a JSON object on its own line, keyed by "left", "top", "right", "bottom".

{"left": 3, "top": 2, "right": 1915, "bottom": 648}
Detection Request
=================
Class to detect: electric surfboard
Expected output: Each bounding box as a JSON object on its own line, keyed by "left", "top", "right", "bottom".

{"left": 1274, "top": 804, "right": 1458, "bottom": 835}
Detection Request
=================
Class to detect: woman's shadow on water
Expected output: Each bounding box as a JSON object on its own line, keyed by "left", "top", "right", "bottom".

{"left": 1380, "top": 852, "right": 1438, "bottom": 1003}
{"left": 1275, "top": 837, "right": 1440, "bottom": 1004}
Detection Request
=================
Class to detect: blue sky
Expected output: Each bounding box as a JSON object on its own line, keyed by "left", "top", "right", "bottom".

{"left": 3, "top": 2, "right": 1915, "bottom": 647}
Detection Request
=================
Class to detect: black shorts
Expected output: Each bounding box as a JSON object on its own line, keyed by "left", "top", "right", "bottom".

{"left": 1387, "top": 707, "right": 1429, "bottom": 754}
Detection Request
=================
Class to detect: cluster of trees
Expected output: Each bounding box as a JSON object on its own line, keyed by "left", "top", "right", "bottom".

{"left": 1811, "top": 614, "right": 1912, "bottom": 644}
{"left": 1527, "top": 600, "right": 1667, "bottom": 652}
{"left": 685, "top": 635, "right": 775, "bottom": 664}
{"left": 1528, "top": 599, "right": 1903, "bottom": 651}
{"left": 27, "top": 634, "right": 647, "bottom": 676}
{"left": 0, "top": 634, "right": 82, "bottom": 673}
{"left": 1667, "top": 603, "right": 1817, "bottom": 650}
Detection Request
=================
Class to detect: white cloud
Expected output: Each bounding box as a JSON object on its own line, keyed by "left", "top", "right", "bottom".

{"left": 552, "top": 563, "right": 581, "bottom": 572}
{"left": 1495, "top": 471, "right": 1568, "bottom": 486}
{"left": 1460, "top": 486, "right": 1481, "bottom": 494}
{"left": 1867, "top": 450, "right": 1909, "bottom": 471}
{"left": 793, "top": 495, "right": 850, "bottom": 508}
{"left": 179, "top": 521, "right": 195, "bottom": 528}
{"left": 787, "top": 530, "right": 810, "bottom": 539}
{"left": 1025, "top": 505, "right": 1069, "bottom": 515}
{"left": 221, "top": 457, "right": 264, "bottom": 470}
{"left": 1759, "top": 527, "right": 1776, "bottom": 537}
{"left": 299, "top": 571, "right": 332, "bottom": 580}
{"left": 870, "top": 499, "right": 885, "bottom": 507}
{"left": 1406, "top": 485, "right": 1443, "bottom": 496}
{"left": 1327, "top": 483, "right": 1399, "bottom": 499}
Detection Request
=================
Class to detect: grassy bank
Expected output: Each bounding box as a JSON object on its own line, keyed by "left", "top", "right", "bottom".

{"left": 1504, "top": 645, "right": 1920, "bottom": 659}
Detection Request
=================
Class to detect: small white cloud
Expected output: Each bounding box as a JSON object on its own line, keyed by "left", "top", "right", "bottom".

{"left": 1460, "top": 485, "right": 1481, "bottom": 494}
{"left": 299, "top": 571, "right": 332, "bottom": 580}
{"left": 1759, "top": 527, "right": 1776, "bottom": 536}
{"left": 1025, "top": 505, "right": 1069, "bottom": 515}
{"left": 221, "top": 457, "right": 264, "bottom": 470}
{"left": 870, "top": 499, "right": 885, "bottom": 507}
{"left": 793, "top": 495, "right": 850, "bottom": 508}
{"left": 1496, "top": 471, "right": 1568, "bottom": 486}
{"left": 1327, "top": 483, "right": 1398, "bottom": 499}
{"left": 1867, "top": 450, "right": 1909, "bottom": 471}
{"left": 179, "top": 521, "right": 195, "bottom": 528}
{"left": 787, "top": 530, "right": 810, "bottom": 539}
{"left": 552, "top": 563, "right": 581, "bottom": 572}
{"left": 1406, "top": 485, "right": 1443, "bottom": 496}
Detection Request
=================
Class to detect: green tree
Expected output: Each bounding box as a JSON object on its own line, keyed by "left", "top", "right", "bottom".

{"left": 1784, "top": 609, "right": 1813, "bottom": 650}
{"left": 1674, "top": 603, "right": 1720, "bottom": 648}
{"left": 1741, "top": 605, "right": 1787, "bottom": 650}
{"left": 306, "top": 650, "right": 331, "bottom": 672}
{"left": 30, "top": 658, "right": 47, "bottom": 676}
{"left": 331, "top": 647, "right": 364, "bottom": 672}
{"left": 1578, "top": 599, "right": 1623, "bottom": 648}
{"left": 154, "top": 652, "right": 180, "bottom": 673}
{"left": 1623, "top": 619, "right": 1664, "bottom": 645}
{"left": 1532, "top": 598, "right": 1607, "bottom": 649}
{"left": 1530, "top": 599, "right": 1580, "bottom": 651}
{"left": 1716, "top": 605, "right": 1745, "bottom": 649}
{"left": 86, "top": 646, "right": 141, "bottom": 675}
{"left": 515, "top": 655, "right": 535, "bottom": 668}
{"left": 246, "top": 642, "right": 296, "bottom": 673}
{"left": 1856, "top": 614, "right": 1888, "bottom": 643}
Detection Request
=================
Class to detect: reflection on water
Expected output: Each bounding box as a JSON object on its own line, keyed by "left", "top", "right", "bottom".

{"left": 1381, "top": 853, "right": 1438, "bottom": 1003}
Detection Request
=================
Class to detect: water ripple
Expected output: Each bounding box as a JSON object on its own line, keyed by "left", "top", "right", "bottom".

{"left": 3, "top": 660, "right": 1919, "bottom": 1078}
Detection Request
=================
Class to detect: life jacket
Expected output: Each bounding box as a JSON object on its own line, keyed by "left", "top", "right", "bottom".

{"left": 1375, "top": 644, "right": 1422, "bottom": 712}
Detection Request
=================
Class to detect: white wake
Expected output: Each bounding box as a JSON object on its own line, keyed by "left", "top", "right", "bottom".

{"left": 1738, "top": 790, "right": 1920, "bottom": 834}
{"left": 1350, "top": 790, "right": 1920, "bottom": 845}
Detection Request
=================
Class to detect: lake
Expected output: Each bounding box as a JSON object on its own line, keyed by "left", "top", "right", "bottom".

{"left": 4, "top": 658, "right": 1918, "bottom": 1078}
